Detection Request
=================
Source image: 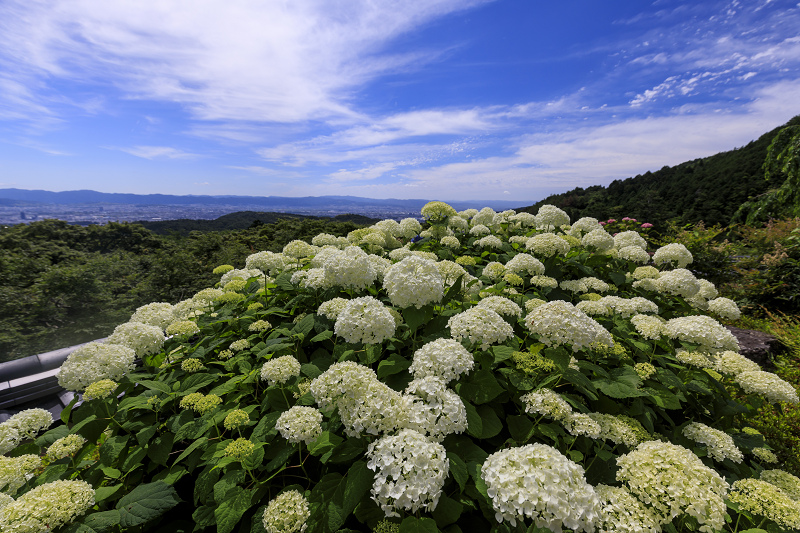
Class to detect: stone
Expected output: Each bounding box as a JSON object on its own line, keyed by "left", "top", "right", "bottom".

{"left": 726, "top": 326, "right": 782, "bottom": 369}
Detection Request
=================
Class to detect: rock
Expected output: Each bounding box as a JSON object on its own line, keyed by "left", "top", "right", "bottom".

{"left": 726, "top": 326, "right": 782, "bottom": 369}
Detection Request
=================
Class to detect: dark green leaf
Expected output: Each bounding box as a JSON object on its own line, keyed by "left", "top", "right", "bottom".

{"left": 447, "top": 452, "right": 469, "bottom": 493}
{"left": 136, "top": 380, "right": 172, "bottom": 394}
{"left": 99, "top": 435, "right": 129, "bottom": 465}
{"left": 400, "top": 516, "right": 440, "bottom": 533}
{"left": 179, "top": 373, "right": 216, "bottom": 393}
{"left": 147, "top": 433, "right": 174, "bottom": 466}
{"left": 116, "top": 481, "right": 180, "bottom": 527}
{"left": 507, "top": 415, "right": 534, "bottom": 443}
{"left": 433, "top": 495, "right": 463, "bottom": 528}
{"left": 342, "top": 461, "right": 372, "bottom": 516}
{"left": 458, "top": 369, "right": 504, "bottom": 404}
{"left": 215, "top": 487, "right": 253, "bottom": 533}
{"left": 476, "top": 405, "right": 502, "bottom": 439}
{"left": 310, "top": 330, "right": 333, "bottom": 343}
{"left": 35, "top": 424, "right": 70, "bottom": 447}
{"left": 377, "top": 353, "right": 412, "bottom": 379}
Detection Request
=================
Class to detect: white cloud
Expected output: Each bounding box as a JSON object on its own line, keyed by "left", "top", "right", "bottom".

{"left": 115, "top": 145, "right": 200, "bottom": 160}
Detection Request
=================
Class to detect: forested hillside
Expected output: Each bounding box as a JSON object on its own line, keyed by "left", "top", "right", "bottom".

{"left": 0, "top": 215, "right": 373, "bottom": 361}
{"left": 521, "top": 115, "right": 800, "bottom": 228}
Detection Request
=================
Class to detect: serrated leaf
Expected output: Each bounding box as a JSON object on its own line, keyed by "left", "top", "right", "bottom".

{"left": 377, "top": 353, "right": 412, "bottom": 379}
{"left": 593, "top": 378, "right": 648, "bottom": 399}
{"left": 476, "top": 405, "right": 502, "bottom": 439}
{"left": 35, "top": 424, "right": 70, "bottom": 447}
{"left": 507, "top": 415, "right": 534, "bottom": 443}
{"left": 492, "top": 345, "right": 515, "bottom": 364}
{"left": 95, "top": 484, "right": 123, "bottom": 503}
{"left": 179, "top": 373, "right": 216, "bottom": 393}
{"left": 174, "top": 437, "right": 209, "bottom": 464}
{"left": 399, "top": 516, "right": 439, "bottom": 533}
{"left": 447, "top": 453, "right": 469, "bottom": 493}
{"left": 215, "top": 487, "right": 253, "bottom": 533}
{"left": 458, "top": 369, "right": 504, "bottom": 404}
{"left": 292, "top": 313, "right": 316, "bottom": 337}
{"left": 432, "top": 494, "right": 463, "bottom": 528}
{"left": 342, "top": 461, "right": 372, "bottom": 516}
{"left": 116, "top": 481, "right": 180, "bottom": 527}
{"left": 464, "top": 401, "right": 482, "bottom": 438}
{"left": 147, "top": 432, "right": 174, "bottom": 466}
{"left": 310, "top": 330, "right": 333, "bottom": 342}
{"left": 136, "top": 380, "right": 172, "bottom": 394}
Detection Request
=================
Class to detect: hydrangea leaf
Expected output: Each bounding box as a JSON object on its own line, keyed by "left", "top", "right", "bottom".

{"left": 457, "top": 368, "right": 505, "bottom": 404}
{"left": 117, "top": 481, "right": 180, "bottom": 527}
{"left": 399, "top": 516, "right": 439, "bottom": 533}
{"left": 215, "top": 486, "right": 253, "bottom": 533}
{"left": 342, "top": 460, "right": 371, "bottom": 516}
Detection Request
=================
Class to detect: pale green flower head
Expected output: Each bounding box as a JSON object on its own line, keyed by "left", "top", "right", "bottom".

{"left": 212, "top": 264, "right": 234, "bottom": 275}
{"left": 262, "top": 490, "right": 310, "bottom": 533}
{"left": 0, "top": 480, "right": 95, "bottom": 533}
{"left": 224, "top": 438, "right": 255, "bottom": 461}
{"left": 181, "top": 358, "right": 205, "bottom": 373}
{"left": 46, "top": 434, "right": 87, "bottom": 461}
{"left": 729, "top": 478, "right": 800, "bottom": 530}
{"left": 421, "top": 201, "right": 457, "bottom": 222}
{"left": 166, "top": 320, "right": 200, "bottom": 337}
{"left": 223, "top": 409, "right": 250, "bottom": 431}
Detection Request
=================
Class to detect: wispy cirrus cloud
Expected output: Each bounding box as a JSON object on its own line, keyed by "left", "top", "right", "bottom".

{"left": 114, "top": 145, "right": 201, "bottom": 160}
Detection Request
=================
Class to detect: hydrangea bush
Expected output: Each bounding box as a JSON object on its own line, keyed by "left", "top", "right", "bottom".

{"left": 1, "top": 201, "right": 799, "bottom": 533}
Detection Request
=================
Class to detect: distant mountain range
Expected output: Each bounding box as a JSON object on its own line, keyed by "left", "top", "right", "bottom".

{"left": 0, "top": 189, "right": 523, "bottom": 213}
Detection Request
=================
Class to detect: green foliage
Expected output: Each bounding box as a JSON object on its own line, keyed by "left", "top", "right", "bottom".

{"left": 3, "top": 206, "right": 798, "bottom": 533}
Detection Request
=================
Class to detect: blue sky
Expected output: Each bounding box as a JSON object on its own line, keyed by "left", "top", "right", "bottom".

{"left": 1, "top": 0, "right": 799, "bottom": 204}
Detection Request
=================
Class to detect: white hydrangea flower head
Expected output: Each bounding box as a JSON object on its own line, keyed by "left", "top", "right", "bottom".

{"left": 469, "top": 224, "right": 490, "bottom": 236}
{"left": 192, "top": 287, "right": 224, "bottom": 305}
{"left": 696, "top": 279, "right": 719, "bottom": 300}
{"left": 471, "top": 207, "right": 498, "bottom": 228}
{"left": 283, "top": 239, "right": 316, "bottom": 259}
{"left": 367, "top": 254, "right": 393, "bottom": 281}
{"left": 729, "top": 478, "right": 800, "bottom": 531}
{"left": 0, "top": 493, "right": 12, "bottom": 511}
{"left": 707, "top": 297, "right": 741, "bottom": 320}
{"left": 262, "top": 490, "right": 310, "bottom": 533}
{"left": 520, "top": 388, "right": 573, "bottom": 421}
{"left": 616, "top": 441, "right": 728, "bottom": 532}
{"left": 596, "top": 296, "right": 657, "bottom": 318}
{"left": 475, "top": 235, "right": 503, "bottom": 249}
{"left": 735, "top": 370, "right": 799, "bottom": 404}
{"left": 399, "top": 218, "right": 422, "bottom": 239}
{"left": 760, "top": 469, "right": 800, "bottom": 501}
{"left": 383, "top": 255, "right": 444, "bottom": 309}
{"left": 614, "top": 230, "right": 648, "bottom": 250}
{"left": 447, "top": 215, "right": 469, "bottom": 234}
{"left": 653, "top": 243, "right": 693, "bottom": 268}
{"left": 618, "top": 245, "right": 651, "bottom": 264}
{"left": 630, "top": 314, "right": 665, "bottom": 340}
{"left": 129, "top": 302, "right": 175, "bottom": 330}
{"left": 682, "top": 422, "right": 743, "bottom": 463}
{"left": 654, "top": 268, "right": 701, "bottom": 299}
{"left": 404, "top": 377, "right": 467, "bottom": 441}
{"left": 46, "top": 434, "right": 87, "bottom": 461}
{"left": 440, "top": 235, "right": 460, "bottom": 248}
{"left": 409, "top": 338, "right": 474, "bottom": 383}
{"left": 712, "top": 350, "right": 760, "bottom": 376}
{"left": 366, "top": 429, "right": 449, "bottom": 517}
{"left": 587, "top": 413, "right": 642, "bottom": 447}
{"left": 752, "top": 447, "right": 778, "bottom": 463}
{"left": 58, "top": 342, "right": 137, "bottom": 391}
{"left": 505, "top": 253, "right": 545, "bottom": 277}
{"left": 535, "top": 204, "right": 570, "bottom": 230}
{"left": 107, "top": 322, "right": 166, "bottom": 357}
{"left": 172, "top": 298, "right": 208, "bottom": 321}
{"left": 411, "top": 250, "right": 439, "bottom": 262}
{"left": 260, "top": 356, "right": 301, "bottom": 386}
{"left": 663, "top": 315, "right": 739, "bottom": 352}
{"left": 480, "top": 443, "right": 600, "bottom": 531}
{"left": 525, "top": 300, "right": 613, "bottom": 351}
{"left": 311, "top": 233, "right": 339, "bottom": 247}
{"left": 594, "top": 484, "right": 662, "bottom": 533}
{"left": 581, "top": 277, "right": 611, "bottom": 292}
{"left": 435, "top": 260, "right": 467, "bottom": 287}
{"left": 374, "top": 219, "right": 402, "bottom": 237}
{"left": 0, "top": 454, "right": 42, "bottom": 494}
{"left": 581, "top": 229, "right": 615, "bottom": 252}
{"left": 317, "top": 298, "right": 349, "bottom": 320}
{"left": 526, "top": 233, "right": 571, "bottom": 257}
{"left": 562, "top": 413, "right": 602, "bottom": 438}
{"left": 334, "top": 296, "right": 396, "bottom": 344}
{"left": 447, "top": 306, "right": 514, "bottom": 350}
{"left": 530, "top": 275, "right": 558, "bottom": 288}
{"left": 421, "top": 201, "right": 457, "bottom": 222}
{"left": 0, "top": 479, "right": 95, "bottom": 533}
{"left": 275, "top": 406, "right": 323, "bottom": 445}
{"left": 166, "top": 320, "right": 200, "bottom": 337}
{"left": 569, "top": 217, "right": 603, "bottom": 237}
{"left": 246, "top": 251, "right": 289, "bottom": 275}
{"left": 510, "top": 211, "right": 537, "bottom": 227}
{"left": 476, "top": 296, "right": 522, "bottom": 318}
{"left": 459, "top": 208, "right": 479, "bottom": 219}
{"left": 220, "top": 268, "right": 265, "bottom": 286}
{"left": 321, "top": 246, "right": 377, "bottom": 291}
{"left": 482, "top": 261, "right": 506, "bottom": 281}
{"left": 575, "top": 300, "right": 612, "bottom": 316}
{"left": 311, "top": 362, "right": 409, "bottom": 437}
{"left": 633, "top": 266, "right": 660, "bottom": 280}
{"left": 675, "top": 349, "right": 714, "bottom": 368}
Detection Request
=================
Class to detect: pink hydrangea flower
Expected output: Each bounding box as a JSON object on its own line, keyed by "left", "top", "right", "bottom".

{"left": 641, "top": 223, "right": 653, "bottom": 228}
{"left": 607, "top": 219, "right": 617, "bottom": 223}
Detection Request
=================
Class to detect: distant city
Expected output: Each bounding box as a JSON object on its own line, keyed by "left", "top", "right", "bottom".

{"left": 0, "top": 189, "right": 529, "bottom": 225}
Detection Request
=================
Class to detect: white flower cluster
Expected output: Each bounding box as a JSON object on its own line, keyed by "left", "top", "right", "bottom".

{"left": 760, "top": 469, "right": 800, "bottom": 501}
{"left": 317, "top": 298, "right": 349, "bottom": 320}
{"left": 366, "top": 429, "right": 449, "bottom": 517}
{"left": 707, "top": 297, "right": 741, "bottom": 320}
{"left": 57, "top": 342, "right": 137, "bottom": 391}
{"left": 262, "top": 490, "right": 310, "bottom": 533}
{"left": 283, "top": 240, "right": 316, "bottom": 259}
{"left": 447, "top": 306, "right": 514, "bottom": 350}
{"left": 614, "top": 231, "right": 647, "bottom": 250}
{"left": 652, "top": 243, "right": 693, "bottom": 268}
{"left": 275, "top": 406, "right": 323, "bottom": 445}
{"left": 729, "top": 478, "right": 800, "bottom": 531}
{"left": 682, "top": 422, "right": 743, "bottom": 463}
{"left": 383, "top": 255, "right": 444, "bottom": 309}
{"left": 220, "top": 268, "right": 264, "bottom": 286}
{"left": 675, "top": 350, "right": 713, "bottom": 368}
{"left": 106, "top": 322, "right": 166, "bottom": 357}
{"left": 246, "top": 250, "right": 289, "bottom": 275}
{"left": 630, "top": 314, "right": 664, "bottom": 339}
{"left": 526, "top": 233, "right": 571, "bottom": 257}
{"left": 321, "top": 246, "right": 377, "bottom": 290}
{"left": 475, "top": 296, "right": 522, "bottom": 317}
{"left": 712, "top": 350, "right": 760, "bottom": 376}
{"left": 616, "top": 441, "right": 728, "bottom": 532}
{"left": 46, "top": 434, "right": 87, "bottom": 461}
{"left": 560, "top": 279, "right": 588, "bottom": 293}
{"left": 592, "top": 296, "right": 658, "bottom": 318}
{"left": 569, "top": 217, "right": 603, "bottom": 237}
{"left": 520, "top": 388, "right": 572, "bottom": 421}
{"left": 535, "top": 205, "right": 570, "bottom": 230}
{"left": 480, "top": 443, "right": 599, "bottom": 530}
{"left": 0, "top": 455, "right": 41, "bottom": 495}
{"left": 530, "top": 275, "right": 558, "bottom": 288}
{"left": 617, "top": 245, "right": 651, "bottom": 263}
{"left": 421, "top": 201, "right": 457, "bottom": 221}
{"left": 562, "top": 413, "right": 602, "bottom": 438}
{"left": 334, "top": 296, "right": 396, "bottom": 344}
{"left": 482, "top": 261, "right": 506, "bottom": 280}
{"left": 653, "top": 269, "right": 700, "bottom": 299}
{"left": 504, "top": 253, "right": 545, "bottom": 276}
{"left": 0, "top": 409, "right": 53, "bottom": 455}
{"left": 581, "top": 229, "right": 615, "bottom": 252}
{"left": 399, "top": 218, "right": 422, "bottom": 238}
{"left": 475, "top": 235, "right": 503, "bottom": 249}
{"left": 469, "top": 224, "right": 490, "bottom": 236}
{"left": 260, "top": 356, "right": 301, "bottom": 386}
{"left": 735, "top": 370, "right": 799, "bottom": 404}
{"left": 311, "top": 362, "right": 408, "bottom": 437}
{"left": 129, "top": 302, "right": 175, "bottom": 330}
{"left": 587, "top": 413, "right": 642, "bottom": 447}
{"left": 0, "top": 479, "right": 95, "bottom": 533}
{"left": 408, "top": 338, "right": 474, "bottom": 383}
{"left": 436, "top": 260, "right": 467, "bottom": 286}
{"left": 472, "top": 207, "right": 498, "bottom": 227}
{"left": 663, "top": 315, "right": 739, "bottom": 352}
{"left": 405, "top": 377, "right": 467, "bottom": 441}
{"left": 440, "top": 235, "right": 460, "bottom": 248}
{"left": 525, "top": 300, "right": 613, "bottom": 351}
{"left": 594, "top": 484, "right": 661, "bottom": 533}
